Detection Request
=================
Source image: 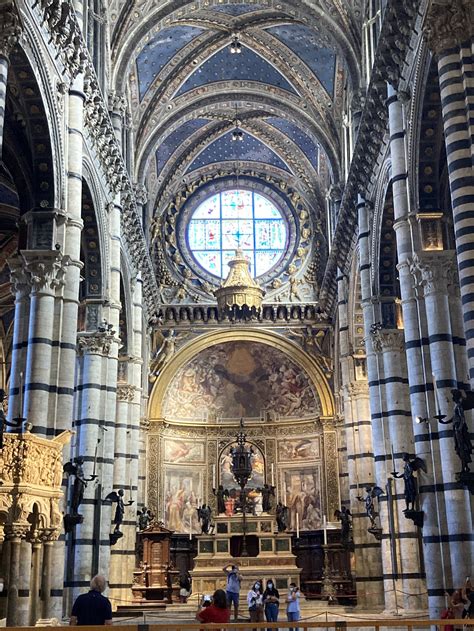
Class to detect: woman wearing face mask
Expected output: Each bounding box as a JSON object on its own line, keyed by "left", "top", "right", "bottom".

{"left": 263, "top": 579, "right": 280, "bottom": 627}
{"left": 247, "top": 580, "right": 264, "bottom": 627}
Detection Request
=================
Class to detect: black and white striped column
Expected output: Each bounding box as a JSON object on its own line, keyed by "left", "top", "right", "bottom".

{"left": 424, "top": 11, "right": 474, "bottom": 378}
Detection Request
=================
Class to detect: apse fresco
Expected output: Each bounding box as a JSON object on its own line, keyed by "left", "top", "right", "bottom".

{"left": 164, "top": 466, "right": 203, "bottom": 534}
{"left": 163, "top": 438, "right": 205, "bottom": 463}
{"left": 162, "top": 341, "right": 320, "bottom": 421}
{"left": 278, "top": 437, "right": 320, "bottom": 462}
{"left": 283, "top": 466, "right": 322, "bottom": 532}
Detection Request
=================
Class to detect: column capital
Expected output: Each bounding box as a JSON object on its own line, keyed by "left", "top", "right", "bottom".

{"left": 0, "top": 2, "right": 22, "bottom": 60}
{"left": 4, "top": 523, "right": 29, "bottom": 540}
{"left": 424, "top": 0, "right": 473, "bottom": 55}
{"left": 21, "top": 250, "right": 70, "bottom": 295}
{"left": 140, "top": 416, "right": 150, "bottom": 431}
{"left": 408, "top": 251, "right": 458, "bottom": 296}
{"left": 116, "top": 383, "right": 135, "bottom": 402}
{"left": 345, "top": 381, "right": 369, "bottom": 399}
{"left": 77, "top": 330, "right": 116, "bottom": 356}
{"left": 8, "top": 255, "right": 30, "bottom": 294}
{"left": 370, "top": 328, "right": 405, "bottom": 354}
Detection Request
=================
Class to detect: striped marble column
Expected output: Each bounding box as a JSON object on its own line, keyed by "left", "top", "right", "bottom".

{"left": 70, "top": 330, "right": 115, "bottom": 603}
{"left": 0, "top": 2, "right": 21, "bottom": 159}
{"left": 357, "top": 197, "right": 396, "bottom": 612}
{"left": 21, "top": 251, "right": 69, "bottom": 433}
{"left": 424, "top": 6, "right": 474, "bottom": 377}
{"left": 387, "top": 83, "right": 449, "bottom": 617}
{"left": 409, "top": 253, "right": 472, "bottom": 585}
{"left": 371, "top": 328, "right": 425, "bottom": 613}
{"left": 337, "top": 273, "right": 384, "bottom": 608}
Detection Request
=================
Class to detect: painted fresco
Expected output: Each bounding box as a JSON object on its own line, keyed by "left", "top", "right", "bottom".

{"left": 283, "top": 466, "right": 322, "bottom": 531}
{"left": 278, "top": 437, "right": 320, "bottom": 462}
{"left": 163, "top": 438, "right": 205, "bottom": 463}
{"left": 164, "top": 466, "right": 202, "bottom": 534}
{"left": 162, "top": 341, "right": 320, "bottom": 421}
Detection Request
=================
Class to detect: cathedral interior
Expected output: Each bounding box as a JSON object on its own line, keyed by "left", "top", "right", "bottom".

{"left": 0, "top": 0, "right": 473, "bottom": 625}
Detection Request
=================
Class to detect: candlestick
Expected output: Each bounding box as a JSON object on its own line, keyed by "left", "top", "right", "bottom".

{"left": 391, "top": 444, "right": 395, "bottom": 471}
{"left": 212, "top": 464, "right": 216, "bottom": 489}
{"left": 19, "top": 371, "right": 23, "bottom": 418}
{"left": 271, "top": 463, "right": 275, "bottom": 487}
{"left": 129, "top": 478, "right": 133, "bottom": 502}
{"left": 189, "top": 523, "right": 192, "bottom": 541}
{"left": 432, "top": 373, "right": 440, "bottom": 412}
{"left": 92, "top": 439, "right": 99, "bottom": 477}
{"left": 296, "top": 513, "right": 299, "bottom": 539}
{"left": 323, "top": 514, "right": 327, "bottom": 545}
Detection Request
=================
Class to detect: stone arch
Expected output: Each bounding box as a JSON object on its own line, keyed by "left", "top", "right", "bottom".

{"left": 149, "top": 329, "right": 335, "bottom": 420}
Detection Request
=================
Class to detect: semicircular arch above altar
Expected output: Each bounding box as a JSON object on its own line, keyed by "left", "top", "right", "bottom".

{"left": 148, "top": 329, "right": 335, "bottom": 422}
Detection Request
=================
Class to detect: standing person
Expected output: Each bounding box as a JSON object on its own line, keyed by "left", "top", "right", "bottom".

{"left": 247, "top": 580, "right": 264, "bottom": 628}
{"left": 223, "top": 563, "right": 242, "bottom": 621}
{"left": 286, "top": 583, "right": 301, "bottom": 631}
{"left": 196, "top": 589, "right": 230, "bottom": 624}
{"left": 263, "top": 579, "right": 280, "bottom": 628}
{"left": 70, "top": 575, "right": 112, "bottom": 625}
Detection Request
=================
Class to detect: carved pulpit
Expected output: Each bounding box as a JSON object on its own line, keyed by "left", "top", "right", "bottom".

{"left": 132, "top": 521, "right": 178, "bottom": 604}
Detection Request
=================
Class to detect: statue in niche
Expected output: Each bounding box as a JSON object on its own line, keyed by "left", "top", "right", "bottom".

{"left": 105, "top": 489, "right": 134, "bottom": 537}
{"left": 334, "top": 507, "right": 353, "bottom": 547}
{"left": 149, "top": 329, "right": 178, "bottom": 381}
{"left": 439, "top": 389, "right": 474, "bottom": 473}
{"left": 64, "top": 456, "right": 97, "bottom": 516}
{"left": 276, "top": 502, "right": 289, "bottom": 532}
{"left": 391, "top": 453, "right": 426, "bottom": 511}
{"left": 197, "top": 504, "right": 212, "bottom": 534}
{"left": 356, "top": 486, "right": 384, "bottom": 529}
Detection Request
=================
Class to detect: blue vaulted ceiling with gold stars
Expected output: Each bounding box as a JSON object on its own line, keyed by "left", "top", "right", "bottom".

{"left": 109, "top": 0, "right": 363, "bottom": 302}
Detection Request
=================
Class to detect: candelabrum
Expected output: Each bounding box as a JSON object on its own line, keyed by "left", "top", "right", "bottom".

{"left": 230, "top": 418, "right": 253, "bottom": 556}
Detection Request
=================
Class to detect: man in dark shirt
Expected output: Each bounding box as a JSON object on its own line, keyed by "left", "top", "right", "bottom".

{"left": 70, "top": 575, "right": 113, "bottom": 625}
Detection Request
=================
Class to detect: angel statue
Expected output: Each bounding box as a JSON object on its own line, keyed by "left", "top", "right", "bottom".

{"left": 63, "top": 456, "right": 97, "bottom": 515}
{"left": 356, "top": 486, "right": 384, "bottom": 529}
{"left": 276, "top": 502, "right": 289, "bottom": 532}
{"left": 105, "top": 489, "right": 134, "bottom": 534}
{"left": 438, "top": 389, "right": 474, "bottom": 473}
{"left": 334, "top": 506, "right": 352, "bottom": 547}
{"left": 197, "top": 504, "right": 212, "bottom": 534}
{"left": 392, "top": 453, "right": 426, "bottom": 511}
{"left": 149, "top": 329, "right": 177, "bottom": 382}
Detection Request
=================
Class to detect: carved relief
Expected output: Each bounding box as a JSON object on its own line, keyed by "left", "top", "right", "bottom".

{"left": 424, "top": 0, "right": 473, "bottom": 55}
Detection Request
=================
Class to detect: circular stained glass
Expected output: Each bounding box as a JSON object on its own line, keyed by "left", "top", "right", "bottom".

{"left": 186, "top": 189, "right": 288, "bottom": 278}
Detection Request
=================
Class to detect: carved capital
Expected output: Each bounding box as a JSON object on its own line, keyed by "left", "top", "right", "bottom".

{"left": 21, "top": 251, "right": 69, "bottom": 295}
{"left": 408, "top": 252, "right": 458, "bottom": 296}
{"left": 140, "top": 417, "right": 150, "bottom": 431}
{"left": 116, "top": 384, "right": 135, "bottom": 402}
{"left": 370, "top": 328, "right": 405, "bottom": 354}
{"left": 345, "top": 381, "right": 369, "bottom": 399}
{"left": 0, "top": 2, "right": 22, "bottom": 59}
{"left": 77, "top": 331, "right": 115, "bottom": 356}
{"left": 4, "top": 523, "right": 29, "bottom": 540}
{"left": 424, "top": 0, "right": 473, "bottom": 55}
{"left": 8, "top": 255, "right": 30, "bottom": 294}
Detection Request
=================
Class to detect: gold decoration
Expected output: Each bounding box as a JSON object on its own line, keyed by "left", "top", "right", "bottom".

{"left": 214, "top": 248, "right": 265, "bottom": 311}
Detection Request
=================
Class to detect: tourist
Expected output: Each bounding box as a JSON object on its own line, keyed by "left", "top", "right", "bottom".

{"left": 179, "top": 574, "right": 191, "bottom": 603}
{"left": 247, "top": 580, "right": 264, "bottom": 626}
{"left": 445, "top": 589, "right": 468, "bottom": 629}
{"left": 223, "top": 563, "right": 242, "bottom": 620}
{"left": 69, "top": 575, "right": 112, "bottom": 626}
{"left": 196, "top": 589, "right": 230, "bottom": 624}
{"left": 286, "top": 582, "right": 301, "bottom": 631}
{"left": 263, "top": 579, "right": 280, "bottom": 627}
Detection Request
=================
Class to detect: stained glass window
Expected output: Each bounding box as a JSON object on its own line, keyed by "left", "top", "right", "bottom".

{"left": 187, "top": 190, "right": 288, "bottom": 278}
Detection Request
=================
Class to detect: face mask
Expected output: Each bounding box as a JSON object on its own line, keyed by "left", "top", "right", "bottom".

{"left": 255, "top": 584, "right": 260, "bottom": 590}
{"left": 268, "top": 583, "right": 273, "bottom": 589}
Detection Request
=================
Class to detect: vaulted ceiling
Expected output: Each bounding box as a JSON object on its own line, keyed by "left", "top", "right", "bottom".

{"left": 108, "top": 0, "right": 363, "bottom": 300}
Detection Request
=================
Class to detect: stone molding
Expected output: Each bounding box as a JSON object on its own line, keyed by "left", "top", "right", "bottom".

{"left": 424, "top": 0, "right": 474, "bottom": 55}
{"left": 108, "top": 90, "right": 127, "bottom": 118}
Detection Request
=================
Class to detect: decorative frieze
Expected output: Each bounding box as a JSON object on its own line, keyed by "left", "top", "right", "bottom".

{"left": 116, "top": 384, "right": 136, "bottom": 402}
{"left": 424, "top": 0, "right": 473, "bottom": 55}
{"left": 77, "top": 331, "right": 116, "bottom": 356}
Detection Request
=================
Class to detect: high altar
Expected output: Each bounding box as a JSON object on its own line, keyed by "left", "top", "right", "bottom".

{"left": 190, "top": 512, "right": 301, "bottom": 598}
